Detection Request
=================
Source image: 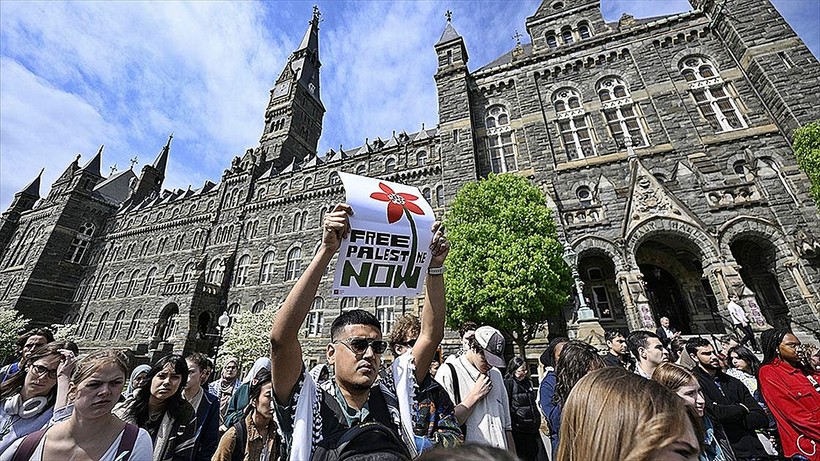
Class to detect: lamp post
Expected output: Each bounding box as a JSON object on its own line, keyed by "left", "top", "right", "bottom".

{"left": 213, "top": 311, "right": 231, "bottom": 361}
{"left": 563, "top": 246, "right": 605, "bottom": 345}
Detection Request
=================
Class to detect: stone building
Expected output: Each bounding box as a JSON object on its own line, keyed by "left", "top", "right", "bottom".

{"left": 1, "top": 0, "right": 819, "bottom": 364}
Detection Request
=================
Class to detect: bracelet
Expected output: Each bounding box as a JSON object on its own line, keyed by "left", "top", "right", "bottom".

{"left": 427, "top": 266, "right": 445, "bottom": 275}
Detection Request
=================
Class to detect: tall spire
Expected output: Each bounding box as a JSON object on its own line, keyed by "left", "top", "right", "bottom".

{"left": 20, "top": 169, "right": 43, "bottom": 197}
{"left": 81, "top": 145, "right": 104, "bottom": 177}
{"left": 153, "top": 133, "right": 172, "bottom": 175}
{"left": 289, "top": 6, "right": 322, "bottom": 104}
{"left": 297, "top": 5, "right": 320, "bottom": 54}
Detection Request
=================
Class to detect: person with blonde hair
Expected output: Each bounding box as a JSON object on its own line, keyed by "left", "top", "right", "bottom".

{"left": 652, "top": 362, "right": 736, "bottom": 461}
{"left": 556, "top": 367, "right": 703, "bottom": 461}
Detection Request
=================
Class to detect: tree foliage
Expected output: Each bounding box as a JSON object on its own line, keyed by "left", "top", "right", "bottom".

{"left": 443, "top": 174, "right": 572, "bottom": 354}
{"left": 0, "top": 309, "right": 31, "bottom": 363}
{"left": 51, "top": 322, "right": 82, "bottom": 344}
{"left": 793, "top": 120, "right": 820, "bottom": 208}
{"left": 219, "top": 306, "right": 277, "bottom": 371}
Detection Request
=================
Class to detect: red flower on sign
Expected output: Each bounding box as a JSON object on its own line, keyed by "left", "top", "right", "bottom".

{"left": 370, "top": 182, "right": 425, "bottom": 224}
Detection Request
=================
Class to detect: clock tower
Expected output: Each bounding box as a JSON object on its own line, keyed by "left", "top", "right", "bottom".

{"left": 260, "top": 6, "right": 325, "bottom": 170}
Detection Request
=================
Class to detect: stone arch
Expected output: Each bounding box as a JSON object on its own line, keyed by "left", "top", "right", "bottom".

{"left": 718, "top": 216, "right": 791, "bottom": 260}
{"left": 626, "top": 217, "right": 721, "bottom": 268}
{"left": 570, "top": 236, "right": 627, "bottom": 273}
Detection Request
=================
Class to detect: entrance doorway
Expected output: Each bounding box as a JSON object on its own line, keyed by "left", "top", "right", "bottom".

{"left": 731, "top": 238, "right": 790, "bottom": 329}
{"left": 640, "top": 264, "right": 691, "bottom": 334}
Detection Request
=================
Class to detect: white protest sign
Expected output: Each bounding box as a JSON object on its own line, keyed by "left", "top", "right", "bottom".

{"left": 332, "top": 172, "right": 435, "bottom": 297}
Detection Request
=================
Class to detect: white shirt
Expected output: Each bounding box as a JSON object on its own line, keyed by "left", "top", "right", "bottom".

{"left": 0, "top": 426, "right": 153, "bottom": 461}
{"left": 727, "top": 300, "right": 748, "bottom": 325}
{"left": 435, "top": 355, "right": 512, "bottom": 449}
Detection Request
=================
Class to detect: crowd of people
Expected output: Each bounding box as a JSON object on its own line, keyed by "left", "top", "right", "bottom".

{"left": 0, "top": 202, "right": 818, "bottom": 460}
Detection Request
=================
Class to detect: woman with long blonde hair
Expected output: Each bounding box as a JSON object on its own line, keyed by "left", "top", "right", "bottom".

{"left": 556, "top": 367, "right": 703, "bottom": 461}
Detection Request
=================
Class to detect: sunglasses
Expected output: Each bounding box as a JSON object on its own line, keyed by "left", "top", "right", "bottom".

{"left": 399, "top": 339, "right": 417, "bottom": 348}
{"left": 334, "top": 337, "right": 388, "bottom": 355}
{"left": 30, "top": 363, "right": 59, "bottom": 379}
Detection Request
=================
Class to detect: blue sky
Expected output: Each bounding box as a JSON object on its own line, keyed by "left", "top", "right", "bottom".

{"left": 1, "top": 0, "right": 818, "bottom": 211}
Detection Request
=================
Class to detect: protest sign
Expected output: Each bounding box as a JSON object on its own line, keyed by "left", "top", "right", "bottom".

{"left": 332, "top": 172, "right": 435, "bottom": 297}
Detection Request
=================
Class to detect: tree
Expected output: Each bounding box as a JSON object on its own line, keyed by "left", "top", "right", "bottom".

{"left": 51, "top": 322, "right": 82, "bottom": 344}
{"left": 0, "top": 309, "right": 31, "bottom": 364}
{"left": 793, "top": 120, "right": 820, "bottom": 208}
{"left": 219, "top": 306, "right": 277, "bottom": 371}
{"left": 443, "top": 174, "right": 572, "bottom": 356}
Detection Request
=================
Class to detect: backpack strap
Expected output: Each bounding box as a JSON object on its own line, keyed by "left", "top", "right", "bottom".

{"left": 230, "top": 418, "right": 248, "bottom": 461}
{"left": 445, "top": 362, "right": 467, "bottom": 438}
{"left": 12, "top": 427, "right": 48, "bottom": 461}
{"left": 114, "top": 423, "right": 140, "bottom": 459}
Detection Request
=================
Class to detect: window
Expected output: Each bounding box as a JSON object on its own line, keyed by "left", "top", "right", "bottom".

{"left": 68, "top": 222, "right": 95, "bottom": 264}
{"left": 385, "top": 158, "right": 396, "bottom": 174}
{"left": 303, "top": 177, "right": 313, "bottom": 190}
{"left": 125, "top": 270, "right": 140, "bottom": 297}
{"left": 356, "top": 164, "right": 367, "bottom": 176}
{"left": 553, "top": 88, "right": 596, "bottom": 160}
{"left": 143, "top": 267, "right": 157, "bottom": 295}
{"left": 375, "top": 297, "right": 395, "bottom": 333}
{"left": 110, "top": 310, "right": 126, "bottom": 340}
{"left": 81, "top": 313, "right": 94, "bottom": 338}
{"left": 127, "top": 310, "right": 143, "bottom": 340}
{"left": 341, "top": 297, "right": 359, "bottom": 311}
{"left": 597, "top": 77, "right": 649, "bottom": 148}
{"left": 591, "top": 286, "right": 613, "bottom": 319}
{"left": 173, "top": 234, "right": 184, "bottom": 251}
{"left": 484, "top": 105, "right": 518, "bottom": 173}
{"left": 110, "top": 272, "right": 124, "bottom": 298}
{"left": 307, "top": 297, "right": 324, "bottom": 337}
{"left": 235, "top": 255, "right": 251, "bottom": 286}
{"left": 578, "top": 23, "right": 591, "bottom": 39}
{"left": 260, "top": 251, "right": 276, "bottom": 283}
{"left": 680, "top": 56, "right": 746, "bottom": 132}
{"left": 285, "top": 247, "right": 302, "bottom": 281}
{"left": 140, "top": 240, "right": 152, "bottom": 257}
{"left": 279, "top": 182, "right": 289, "bottom": 195}
{"left": 209, "top": 259, "right": 224, "bottom": 284}
{"left": 95, "top": 274, "right": 109, "bottom": 300}
{"left": 576, "top": 186, "right": 593, "bottom": 206}
{"left": 733, "top": 160, "right": 748, "bottom": 176}
{"left": 181, "top": 262, "right": 195, "bottom": 282}
{"left": 417, "top": 150, "right": 428, "bottom": 166}
{"left": 252, "top": 301, "right": 266, "bottom": 314}
{"left": 435, "top": 185, "right": 444, "bottom": 207}
{"left": 546, "top": 33, "right": 558, "bottom": 49}
{"left": 94, "top": 312, "right": 109, "bottom": 341}
{"left": 125, "top": 243, "right": 136, "bottom": 260}
{"left": 422, "top": 188, "right": 432, "bottom": 204}
{"left": 561, "top": 27, "right": 574, "bottom": 44}
{"left": 74, "top": 278, "right": 88, "bottom": 302}
{"left": 164, "top": 264, "right": 176, "bottom": 282}
{"left": 227, "top": 303, "right": 241, "bottom": 327}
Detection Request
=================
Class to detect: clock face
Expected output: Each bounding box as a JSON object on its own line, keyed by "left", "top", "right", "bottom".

{"left": 273, "top": 82, "right": 290, "bottom": 98}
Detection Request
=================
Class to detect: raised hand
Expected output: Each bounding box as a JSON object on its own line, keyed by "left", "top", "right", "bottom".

{"left": 322, "top": 203, "right": 352, "bottom": 253}
{"left": 429, "top": 221, "right": 449, "bottom": 268}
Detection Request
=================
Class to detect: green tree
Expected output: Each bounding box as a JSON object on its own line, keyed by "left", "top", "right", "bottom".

{"left": 443, "top": 174, "right": 572, "bottom": 356}
{"left": 793, "top": 120, "right": 820, "bottom": 208}
{"left": 219, "top": 306, "right": 277, "bottom": 370}
{"left": 51, "top": 322, "right": 82, "bottom": 343}
{"left": 0, "top": 309, "right": 31, "bottom": 363}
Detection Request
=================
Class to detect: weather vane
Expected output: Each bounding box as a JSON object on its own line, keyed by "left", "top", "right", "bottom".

{"left": 130, "top": 156, "right": 139, "bottom": 169}
{"left": 445, "top": 10, "right": 452, "bottom": 23}
{"left": 513, "top": 29, "right": 523, "bottom": 45}
{"left": 109, "top": 164, "right": 118, "bottom": 175}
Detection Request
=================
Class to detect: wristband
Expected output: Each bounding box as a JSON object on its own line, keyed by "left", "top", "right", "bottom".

{"left": 427, "top": 266, "right": 445, "bottom": 275}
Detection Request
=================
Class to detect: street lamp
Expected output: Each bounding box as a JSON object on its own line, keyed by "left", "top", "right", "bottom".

{"left": 213, "top": 311, "right": 231, "bottom": 361}
{"left": 562, "top": 246, "right": 596, "bottom": 321}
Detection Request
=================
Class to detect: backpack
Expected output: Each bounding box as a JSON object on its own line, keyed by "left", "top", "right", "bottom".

{"left": 229, "top": 418, "right": 247, "bottom": 461}
{"left": 445, "top": 362, "right": 468, "bottom": 437}
{"left": 13, "top": 423, "right": 140, "bottom": 461}
{"left": 312, "top": 421, "right": 411, "bottom": 461}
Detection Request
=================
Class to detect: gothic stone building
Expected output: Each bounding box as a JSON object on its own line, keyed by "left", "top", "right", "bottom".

{"left": 1, "top": 0, "right": 819, "bottom": 364}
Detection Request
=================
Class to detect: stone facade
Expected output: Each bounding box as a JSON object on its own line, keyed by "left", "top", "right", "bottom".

{"left": 1, "top": 0, "right": 819, "bottom": 363}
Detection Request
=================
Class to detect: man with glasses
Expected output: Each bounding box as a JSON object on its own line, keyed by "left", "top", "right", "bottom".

{"left": 269, "top": 203, "right": 454, "bottom": 459}
{"left": 0, "top": 328, "right": 54, "bottom": 383}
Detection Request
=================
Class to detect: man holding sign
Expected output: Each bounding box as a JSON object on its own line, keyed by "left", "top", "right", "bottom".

{"left": 269, "top": 193, "right": 457, "bottom": 459}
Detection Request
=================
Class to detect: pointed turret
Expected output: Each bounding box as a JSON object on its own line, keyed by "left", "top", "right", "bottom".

{"left": 20, "top": 169, "right": 43, "bottom": 198}
{"left": 153, "top": 134, "right": 172, "bottom": 176}
{"left": 126, "top": 135, "right": 171, "bottom": 206}
{"left": 81, "top": 145, "right": 103, "bottom": 177}
{"left": 258, "top": 7, "right": 325, "bottom": 170}
{"left": 0, "top": 170, "right": 44, "bottom": 250}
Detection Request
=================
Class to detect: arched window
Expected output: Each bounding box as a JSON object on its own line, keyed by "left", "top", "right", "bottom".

{"left": 307, "top": 297, "right": 324, "bottom": 337}
{"left": 385, "top": 158, "right": 396, "bottom": 174}
{"left": 93, "top": 311, "right": 109, "bottom": 341}
{"left": 303, "top": 177, "right": 313, "bottom": 190}
{"left": 125, "top": 269, "right": 140, "bottom": 296}
{"left": 484, "top": 105, "right": 518, "bottom": 173}
{"left": 143, "top": 267, "right": 157, "bottom": 295}
{"left": 417, "top": 150, "right": 428, "bottom": 166}
{"left": 285, "top": 247, "right": 302, "bottom": 281}
{"left": 127, "top": 309, "right": 143, "bottom": 340}
{"left": 260, "top": 251, "right": 276, "bottom": 284}
{"left": 74, "top": 278, "right": 88, "bottom": 302}
{"left": 173, "top": 234, "right": 184, "bottom": 251}
{"left": 561, "top": 27, "right": 574, "bottom": 44}
{"left": 227, "top": 303, "right": 241, "bottom": 327}
{"left": 164, "top": 264, "right": 176, "bottom": 282}
{"left": 733, "top": 160, "right": 748, "bottom": 177}
{"left": 553, "top": 88, "right": 596, "bottom": 160}
{"left": 679, "top": 56, "right": 746, "bottom": 132}
{"left": 209, "top": 259, "right": 224, "bottom": 284}
{"left": 140, "top": 240, "right": 152, "bottom": 257}
{"left": 578, "top": 22, "right": 592, "bottom": 39}
{"left": 125, "top": 243, "right": 136, "bottom": 260}
{"left": 252, "top": 301, "right": 267, "bottom": 314}
{"left": 340, "top": 297, "right": 359, "bottom": 311}
{"left": 235, "top": 255, "right": 251, "bottom": 286}
{"left": 182, "top": 262, "right": 195, "bottom": 282}
{"left": 68, "top": 222, "right": 95, "bottom": 264}
{"left": 110, "top": 310, "right": 126, "bottom": 340}
{"left": 546, "top": 33, "right": 558, "bottom": 49}
{"left": 110, "top": 272, "right": 124, "bottom": 298}
{"left": 375, "top": 297, "right": 395, "bottom": 333}
{"left": 155, "top": 304, "right": 179, "bottom": 340}
{"left": 81, "top": 313, "right": 94, "bottom": 338}
{"left": 275, "top": 216, "right": 283, "bottom": 234}
{"left": 597, "top": 76, "right": 649, "bottom": 148}
{"left": 355, "top": 164, "right": 367, "bottom": 176}
{"left": 422, "top": 188, "right": 432, "bottom": 204}
{"left": 279, "top": 182, "right": 289, "bottom": 195}
{"left": 95, "top": 274, "right": 109, "bottom": 300}
{"left": 435, "top": 185, "right": 444, "bottom": 207}
{"left": 576, "top": 186, "right": 593, "bottom": 207}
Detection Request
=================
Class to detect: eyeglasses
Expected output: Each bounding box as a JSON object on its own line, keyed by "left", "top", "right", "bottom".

{"left": 334, "top": 337, "right": 388, "bottom": 355}
{"left": 29, "top": 364, "right": 58, "bottom": 379}
{"left": 399, "top": 339, "right": 417, "bottom": 349}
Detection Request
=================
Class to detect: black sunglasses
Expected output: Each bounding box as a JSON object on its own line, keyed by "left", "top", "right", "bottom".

{"left": 334, "top": 337, "right": 388, "bottom": 355}
{"left": 400, "top": 339, "right": 417, "bottom": 348}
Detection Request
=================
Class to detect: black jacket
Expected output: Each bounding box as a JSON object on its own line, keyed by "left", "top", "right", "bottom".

{"left": 692, "top": 366, "right": 768, "bottom": 458}
{"left": 504, "top": 377, "right": 541, "bottom": 433}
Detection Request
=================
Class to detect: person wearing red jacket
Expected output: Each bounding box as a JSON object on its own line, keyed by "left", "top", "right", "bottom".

{"left": 759, "top": 328, "right": 820, "bottom": 461}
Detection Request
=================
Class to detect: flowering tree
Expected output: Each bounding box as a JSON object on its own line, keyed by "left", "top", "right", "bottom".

{"left": 443, "top": 174, "right": 572, "bottom": 355}
{"left": 0, "top": 309, "right": 30, "bottom": 363}
{"left": 793, "top": 120, "right": 820, "bottom": 208}
{"left": 219, "top": 306, "right": 277, "bottom": 371}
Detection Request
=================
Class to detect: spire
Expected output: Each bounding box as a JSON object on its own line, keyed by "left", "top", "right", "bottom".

{"left": 289, "top": 6, "right": 322, "bottom": 104}
{"left": 152, "top": 134, "right": 172, "bottom": 175}
{"left": 437, "top": 20, "right": 462, "bottom": 46}
{"left": 81, "top": 145, "right": 103, "bottom": 177}
{"left": 20, "top": 169, "right": 43, "bottom": 197}
{"left": 297, "top": 5, "right": 320, "bottom": 54}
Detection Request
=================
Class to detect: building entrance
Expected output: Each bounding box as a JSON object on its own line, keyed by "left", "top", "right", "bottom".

{"left": 731, "top": 238, "right": 790, "bottom": 329}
